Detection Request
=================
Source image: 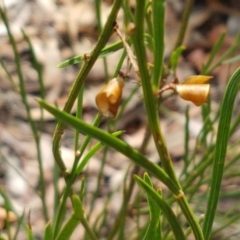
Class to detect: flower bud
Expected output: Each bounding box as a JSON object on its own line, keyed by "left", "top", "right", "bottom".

{"left": 95, "top": 77, "right": 124, "bottom": 118}
{"left": 126, "top": 22, "right": 136, "bottom": 36}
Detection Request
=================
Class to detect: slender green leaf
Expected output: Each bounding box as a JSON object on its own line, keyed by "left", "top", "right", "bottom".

{"left": 0, "top": 188, "right": 27, "bottom": 233}
{"left": 202, "top": 32, "right": 226, "bottom": 74}
{"left": 21, "top": 29, "right": 45, "bottom": 100}
{"left": 79, "top": 178, "right": 86, "bottom": 202}
{"left": 37, "top": 98, "right": 204, "bottom": 239}
{"left": 43, "top": 222, "right": 53, "bottom": 240}
{"left": 52, "top": 1, "right": 123, "bottom": 235}
{"left": 0, "top": 58, "right": 19, "bottom": 91}
{"left": 203, "top": 67, "right": 240, "bottom": 239}
{"left": 170, "top": 46, "right": 186, "bottom": 74}
{"left": 183, "top": 105, "right": 190, "bottom": 166}
{"left": 203, "top": 33, "right": 240, "bottom": 74}
{"left": 131, "top": 7, "right": 204, "bottom": 239}
{"left": 52, "top": 0, "right": 123, "bottom": 196}
{"left": 57, "top": 41, "right": 124, "bottom": 68}
{"left": 222, "top": 54, "right": 240, "bottom": 64}
{"left": 143, "top": 173, "right": 161, "bottom": 240}
{"left": 134, "top": 175, "right": 185, "bottom": 240}
{"left": 27, "top": 225, "right": 34, "bottom": 240}
{"left": 0, "top": 6, "right": 49, "bottom": 222}
{"left": 173, "top": 0, "right": 193, "bottom": 50}
{"left": 56, "top": 195, "right": 83, "bottom": 240}
{"left": 37, "top": 98, "right": 179, "bottom": 194}
{"left": 132, "top": 0, "right": 180, "bottom": 190}
{"left": 55, "top": 213, "right": 79, "bottom": 240}
{"left": 13, "top": 212, "right": 25, "bottom": 240}
{"left": 75, "top": 131, "right": 123, "bottom": 175}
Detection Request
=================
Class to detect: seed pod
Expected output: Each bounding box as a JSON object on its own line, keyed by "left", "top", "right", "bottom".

{"left": 95, "top": 76, "right": 124, "bottom": 118}
{"left": 175, "top": 84, "right": 210, "bottom": 106}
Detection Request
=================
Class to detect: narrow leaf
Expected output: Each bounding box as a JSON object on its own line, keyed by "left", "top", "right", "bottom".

{"left": 170, "top": 45, "right": 185, "bottom": 73}
{"left": 55, "top": 195, "right": 82, "bottom": 240}
{"left": 202, "top": 32, "right": 226, "bottom": 73}
{"left": 134, "top": 175, "right": 185, "bottom": 240}
{"left": 76, "top": 131, "right": 123, "bottom": 175}
{"left": 143, "top": 173, "right": 161, "bottom": 240}
{"left": 222, "top": 54, "right": 240, "bottom": 65}
{"left": 43, "top": 222, "right": 53, "bottom": 240}
{"left": 36, "top": 98, "right": 179, "bottom": 194}
{"left": 203, "top": 67, "right": 240, "bottom": 239}
{"left": 57, "top": 41, "right": 124, "bottom": 68}
{"left": 27, "top": 224, "right": 34, "bottom": 240}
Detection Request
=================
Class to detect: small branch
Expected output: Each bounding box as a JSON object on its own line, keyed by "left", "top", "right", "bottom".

{"left": 114, "top": 23, "right": 139, "bottom": 75}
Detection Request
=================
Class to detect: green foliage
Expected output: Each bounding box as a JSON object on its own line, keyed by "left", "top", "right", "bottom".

{"left": 43, "top": 222, "right": 53, "bottom": 240}
{"left": 1, "top": 0, "right": 240, "bottom": 240}
{"left": 27, "top": 224, "right": 35, "bottom": 240}
{"left": 57, "top": 41, "right": 124, "bottom": 68}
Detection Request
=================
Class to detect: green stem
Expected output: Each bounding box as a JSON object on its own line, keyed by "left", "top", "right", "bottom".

{"left": 131, "top": 1, "right": 203, "bottom": 239}
{"left": 39, "top": 99, "right": 204, "bottom": 240}
{"left": 53, "top": 160, "right": 60, "bottom": 220}
{"left": 38, "top": 99, "right": 179, "bottom": 193}
{"left": 152, "top": 0, "right": 165, "bottom": 88}
{"left": 57, "top": 40, "right": 125, "bottom": 68}
{"left": 52, "top": 114, "right": 102, "bottom": 238}
{"left": 81, "top": 216, "right": 98, "bottom": 240}
{"left": 0, "top": 58, "right": 19, "bottom": 91}
{"left": 135, "top": 175, "right": 185, "bottom": 240}
{"left": 205, "top": 33, "right": 240, "bottom": 74}
{"left": 0, "top": 188, "right": 28, "bottom": 233}
{"left": 52, "top": 0, "right": 123, "bottom": 178}
{"left": 0, "top": 7, "right": 49, "bottom": 222}
{"left": 95, "top": 0, "right": 109, "bottom": 79}
{"left": 88, "top": 146, "right": 108, "bottom": 219}
{"left": 181, "top": 105, "right": 190, "bottom": 178}
{"left": 56, "top": 195, "right": 97, "bottom": 240}
{"left": 132, "top": 0, "right": 179, "bottom": 185}
{"left": 74, "top": 85, "right": 84, "bottom": 151}
{"left": 173, "top": 0, "right": 194, "bottom": 50}
{"left": 106, "top": 127, "right": 151, "bottom": 240}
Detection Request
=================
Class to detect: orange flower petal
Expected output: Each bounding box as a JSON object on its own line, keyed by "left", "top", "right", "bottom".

{"left": 182, "top": 75, "right": 213, "bottom": 85}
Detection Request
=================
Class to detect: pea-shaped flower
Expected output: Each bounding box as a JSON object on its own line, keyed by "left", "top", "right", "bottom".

{"left": 159, "top": 75, "right": 212, "bottom": 106}
{"left": 95, "top": 76, "right": 124, "bottom": 118}
{"left": 175, "top": 84, "right": 210, "bottom": 106}
{"left": 176, "top": 75, "right": 212, "bottom": 106}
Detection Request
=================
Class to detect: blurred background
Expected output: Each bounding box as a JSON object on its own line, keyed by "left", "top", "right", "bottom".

{"left": 0, "top": 0, "right": 240, "bottom": 239}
